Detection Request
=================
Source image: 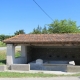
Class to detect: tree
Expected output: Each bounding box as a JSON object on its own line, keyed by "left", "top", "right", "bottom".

{"left": 14, "top": 30, "right": 25, "bottom": 35}
{"left": 0, "top": 35, "right": 5, "bottom": 41}
{"left": 48, "top": 19, "right": 80, "bottom": 33}
{"left": 42, "top": 26, "right": 48, "bottom": 34}
{"left": 30, "top": 19, "right": 80, "bottom": 34}
{"left": 30, "top": 25, "right": 42, "bottom": 34}
{"left": 0, "top": 35, "right": 12, "bottom": 41}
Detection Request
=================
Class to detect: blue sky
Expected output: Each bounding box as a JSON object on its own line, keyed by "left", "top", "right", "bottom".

{"left": 0, "top": 0, "right": 80, "bottom": 35}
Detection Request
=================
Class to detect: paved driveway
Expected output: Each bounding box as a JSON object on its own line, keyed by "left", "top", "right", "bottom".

{"left": 0, "top": 77, "right": 80, "bottom": 80}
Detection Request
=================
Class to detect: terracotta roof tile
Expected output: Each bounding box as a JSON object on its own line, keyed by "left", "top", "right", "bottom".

{"left": 3, "top": 33, "right": 80, "bottom": 44}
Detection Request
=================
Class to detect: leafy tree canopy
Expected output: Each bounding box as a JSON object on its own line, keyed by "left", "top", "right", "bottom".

{"left": 30, "top": 25, "right": 42, "bottom": 34}
{"left": 30, "top": 19, "right": 80, "bottom": 34}
{"left": 14, "top": 30, "right": 25, "bottom": 35}
{"left": 48, "top": 19, "right": 80, "bottom": 33}
{"left": 0, "top": 34, "right": 12, "bottom": 41}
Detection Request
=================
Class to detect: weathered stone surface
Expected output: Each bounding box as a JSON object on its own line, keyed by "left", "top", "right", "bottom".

{"left": 6, "top": 44, "right": 15, "bottom": 68}
{"left": 36, "top": 59, "right": 43, "bottom": 64}
{"left": 11, "top": 64, "right": 30, "bottom": 71}
{"left": 14, "top": 57, "right": 27, "bottom": 64}
{"left": 29, "top": 61, "right": 67, "bottom": 72}
{"left": 44, "top": 64, "right": 67, "bottom": 71}
{"left": 44, "top": 61, "right": 69, "bottom": 64}
{"left": 0, "top": 65, "right": 6, "bottom": 71}
{"left": 67, "top": 65, "right": 80, "bottom": 72}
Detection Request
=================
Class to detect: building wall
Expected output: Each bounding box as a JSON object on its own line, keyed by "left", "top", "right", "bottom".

{"left": 14, "top": 57, "right": 27, "bottom": 64}
{"left": 30, "top": 46, "right": 80, "bottom": 65}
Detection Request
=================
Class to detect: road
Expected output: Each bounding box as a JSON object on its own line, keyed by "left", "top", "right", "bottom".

{"left": 0, "top": 46, "right": 21, "bottom": 51}
{"left": 0, "top": 47, "right": 6, "bottom": 50}
{"left": 0, "top": 77, "right": 80, "bottom": 80}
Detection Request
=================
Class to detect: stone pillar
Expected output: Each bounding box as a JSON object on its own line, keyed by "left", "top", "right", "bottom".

{"left": 6, "top": 44, "right": 15, "bottom": 68}
{"left": 21, "top": 45, "right": 27, "bottom": 63}
{"left": 21, "top": 45, "right": 27, "bottom": 57}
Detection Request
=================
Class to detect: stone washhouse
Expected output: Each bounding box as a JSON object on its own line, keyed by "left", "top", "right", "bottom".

{"left": 3, "top": 34, "right": 80, "bottom": 72}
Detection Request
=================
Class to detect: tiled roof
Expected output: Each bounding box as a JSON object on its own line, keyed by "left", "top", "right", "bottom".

{"left": 3, "top": 34, "right": 80, "bottom": 44}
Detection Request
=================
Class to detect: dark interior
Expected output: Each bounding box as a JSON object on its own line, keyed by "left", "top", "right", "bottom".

{"left": 27, "top": 46, "right": 80, "bottom": 65}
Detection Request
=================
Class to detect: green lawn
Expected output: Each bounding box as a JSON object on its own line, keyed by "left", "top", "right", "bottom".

{"left": 0, "top": 72, "right": 79, "bottom": 77}
{"left": 0, "top": 50, "right": 21, "bottom": 65}
{"left": 0, "top": 50, "right": 6, "bottom": 65}
{"left": 0, "top": 72, "right": 57, "bottom": 77}
{"left": 0, "top": 41, "right": 6, "bottom": 47}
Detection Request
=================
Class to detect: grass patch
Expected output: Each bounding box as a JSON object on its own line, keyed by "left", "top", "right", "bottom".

{"left": 0, "top": 72, "right": 56, "bottom": 77}
{"left": 0, "top": 72, "right": 79, "bottom": 77}
{"left": 15, "top": 51, "right": 21, "bottom": 58}
{"left": 0, "top": 50, "right": 6, "bottom": 65}
{"left": 0, "top": 41, "right": 6, "bottom": 47}
{"left": 0, "top": 50, "right": 21, "bottom": 65}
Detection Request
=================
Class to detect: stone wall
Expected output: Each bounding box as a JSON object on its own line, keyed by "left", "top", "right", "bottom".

{"left": 67, "top": 65, "right": 80, "bottom": 72}
{"left": 0, "top": 65, "right": 6, "bottom": 71}
{"left": 29, "top": 46, "right": 80, "bottom": 65}
{"left": 29, "top": 63, "right": 67, "bottom": 72}
{"left": 11, "top": 64, "right": 30, "bottom": 71}
{"left": 14, "top": 57, "right": 27, "bottom": 64}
